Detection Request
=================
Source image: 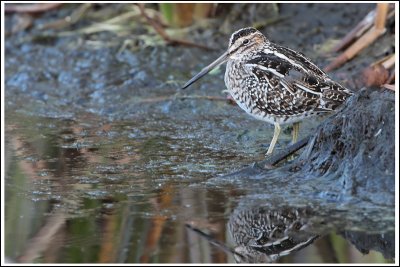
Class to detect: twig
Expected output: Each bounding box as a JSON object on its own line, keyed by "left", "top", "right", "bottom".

{"left": 11, "top": 14, "right": 33, "bottom": 34}
{"left": 371, "top": 54, "right": 395, "bottom": 69}
{"left": 381, "top": 54, "right": 395, "bottom": 69}
{"left": 58, "top": 10, "right": 139, "bottom": 36}
{"left": 17, "top": 212, "right": 66, "bottom": 263}
{"left": 332, "top": 9, "right": 375, "bottom": 52}
{"left": 220, "top": 136, "right": 311, "bottom": 180}
{"left": 324, "top": 26, "right": 386, "bottom": 72}
{"left": 375, "top": 3, "right": 389, "bottom": 30}
{"left": 5, "top": 3, "right": 62, "bottom": 14}
{"left": 325, "top": 3, "right": 390, "bottom": 72}
{"left": 136, "top": 4, "right": 213, "bottom": 51}
{"left": 40, "top": 3, "right": 92, "bottom": 30}
{"left": 382, "top": 84, "right": 395, "bottom": 91}
{"left": 257, "top": 135, "right": 311, "bottom": 169}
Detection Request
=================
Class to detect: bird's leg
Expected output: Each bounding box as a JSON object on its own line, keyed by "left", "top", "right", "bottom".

{"left": 292, "top": 122, "right": 300, "bottom": 144}
{"left": 266, "top": 123, "right": 281, "bottom": 155}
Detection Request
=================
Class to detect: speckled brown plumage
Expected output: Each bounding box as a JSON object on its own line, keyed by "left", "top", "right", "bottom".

{"left": 182, "top": 27, "right": 353, "bottom": 155}
{"left": 228, "top": 206, "right": 319, "bottom": 263}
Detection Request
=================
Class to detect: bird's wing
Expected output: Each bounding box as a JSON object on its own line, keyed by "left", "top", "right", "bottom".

{"left": 267, "top": 44, "right": 327, "bottom": 77}
{"left": 245, "top": 53, "right": 351, "bottom": 112}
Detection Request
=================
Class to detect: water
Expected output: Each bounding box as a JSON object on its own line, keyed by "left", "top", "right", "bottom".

{"left": 4, "top": 111, "right": 394, "bottom": 263}
{"left": 4, "top": 3, "right": 394, "bottom": 264}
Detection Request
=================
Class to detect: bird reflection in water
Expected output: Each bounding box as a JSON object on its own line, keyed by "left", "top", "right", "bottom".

{"left": 228, "top": 206, "right": 319, "bottom": 263}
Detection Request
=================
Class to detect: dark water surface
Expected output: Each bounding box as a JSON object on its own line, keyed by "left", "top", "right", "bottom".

{"left": 4, "top": 3, "right": 395, "bottom": 263}
{"left": 4, "top": 112, "right": 395, "bottom": 263}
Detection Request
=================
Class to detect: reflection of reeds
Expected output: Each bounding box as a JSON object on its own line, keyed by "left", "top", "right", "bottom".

{"left": 4, "top": 114, "right": 393, "bottom": 263}
{"left": 159, "top": 3, "right": 216, "bottom": 28}
{"left": 18, "top": 212, "right": 66, "bottom": 263}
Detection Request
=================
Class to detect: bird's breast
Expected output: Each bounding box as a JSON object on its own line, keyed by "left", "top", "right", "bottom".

{"left": 224, "top": 60, "right": 277, "bottom": 124}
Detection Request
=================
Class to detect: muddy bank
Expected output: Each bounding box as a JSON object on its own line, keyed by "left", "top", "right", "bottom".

{"left": 296, "top": 88, "right": 395, "bottom": 205}
{"left": 214, "top": 88, "right": 395, "bottom": 206}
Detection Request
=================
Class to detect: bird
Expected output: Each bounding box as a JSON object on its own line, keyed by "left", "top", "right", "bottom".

{"left": 182, "top": 27, "right": 353, "bottom": 155}
{"left": 228, "top": 206, "right": 319, "bottom": 263}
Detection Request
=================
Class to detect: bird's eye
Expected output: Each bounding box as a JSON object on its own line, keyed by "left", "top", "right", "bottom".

{"left": 242, "top": 39, "right": 250, "bottom": 45}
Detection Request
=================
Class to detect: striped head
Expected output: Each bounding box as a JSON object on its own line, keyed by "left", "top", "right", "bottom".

{"left": 228, "top": 27, "right": 268, "bottom": 59}
{"left": 181, "top": 27, "right": 267, "bottom": 90}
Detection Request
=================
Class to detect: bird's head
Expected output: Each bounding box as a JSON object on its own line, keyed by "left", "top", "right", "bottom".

{"left": 227, "top": 27, "right": 267, "bottom": 59}
{"left": 181, "top": 27, "right": 267, "bottom": 90}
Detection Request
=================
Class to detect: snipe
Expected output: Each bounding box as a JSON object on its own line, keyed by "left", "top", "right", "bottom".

{"left": 182, "top": 27, "right": 353, "bottom": 155}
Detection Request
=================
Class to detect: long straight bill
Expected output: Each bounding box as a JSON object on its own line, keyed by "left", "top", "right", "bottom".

{"left": 181, "top": 51, "right": 229, "bottom": 89}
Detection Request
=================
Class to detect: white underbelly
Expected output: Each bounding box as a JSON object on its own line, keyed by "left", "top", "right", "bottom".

{"left": 230, "top": 92, "right": 312, "bottom": 125}
{"left": 231, "top": 93, "right": 276, "bottom": 124}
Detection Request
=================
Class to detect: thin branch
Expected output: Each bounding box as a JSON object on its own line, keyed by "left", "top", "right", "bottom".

{"left": 332, "top": 9, "right": 375, "bottom": 53}
{"left": 382, "top": 84, "right": 395, "bottom": 91}
{"left": 325, "top": 3, "right": 392, "bottom": 72}
{"left": 324, "top": 26, "right": 386, "bottom": 72}
{"left": 40, "top": 3, "right": 92, "bottom": 30}
{"left": 5, "top": 3, "right": 62, "bottom": 14}
{"left": 136, "top": 4, "right": 213, "bottom": 51}
{"left": 257, "top": 135, "right": 311, "bottom": 169}
{"left": 375, "top": 3, "right": 389, "bottom": 30}
{"left": 220, "top": 136, "right": 311, "bottom": 180}
{"left": 17, "top": 212, "right": 66, "bottom": 263}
